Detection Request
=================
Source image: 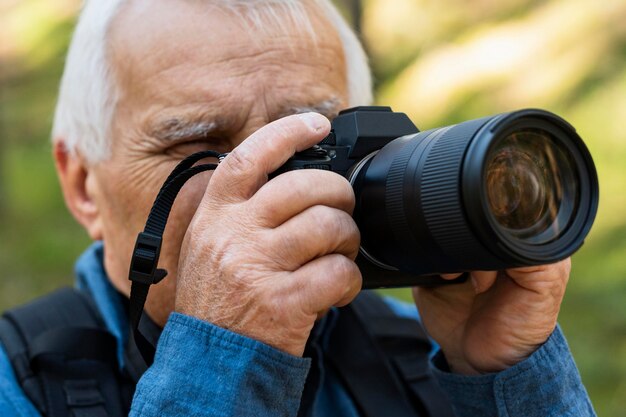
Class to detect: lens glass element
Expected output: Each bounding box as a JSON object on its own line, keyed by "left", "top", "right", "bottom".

{"left": 485, "top": 129, "right": 578, "bottom": 244}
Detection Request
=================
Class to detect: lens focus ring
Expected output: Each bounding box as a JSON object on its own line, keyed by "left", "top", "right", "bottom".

{"left": 417, "top": 118, "right": 506, "bottom": 269}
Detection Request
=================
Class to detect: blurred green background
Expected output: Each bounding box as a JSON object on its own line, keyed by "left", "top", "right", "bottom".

{"left": 1, "top": 0, "right": 625, "bottom": 414}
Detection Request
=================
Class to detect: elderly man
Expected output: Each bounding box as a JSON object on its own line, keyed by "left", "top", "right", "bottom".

{"left": 0, "top": 1, "right": 596, "bottom": 416}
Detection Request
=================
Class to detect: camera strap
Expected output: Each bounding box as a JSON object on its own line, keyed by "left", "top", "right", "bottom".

{"left": 127, "top": 151, "right": 222, "bottom": 364}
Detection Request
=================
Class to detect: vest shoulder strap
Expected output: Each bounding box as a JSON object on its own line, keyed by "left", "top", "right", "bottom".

{"left": 0, "top": 287, "right": 131, "bottom": 417}
{"left": 327, "top": 291, "right": 456, "bottom": 417}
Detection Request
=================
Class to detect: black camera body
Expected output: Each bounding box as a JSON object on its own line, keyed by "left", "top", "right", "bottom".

{"left": 278, "top": 106, "right": 418, "bottom": 176}
{"left": 277, "top": 107, "right": 447, "bottom": 287}
{"left": 277, "top": 106, "right": 598, "bottom": 288}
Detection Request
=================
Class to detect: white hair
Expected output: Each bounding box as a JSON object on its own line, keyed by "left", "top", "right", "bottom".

{"left": 52, "top": 0, "right": 373, "bottom": 163}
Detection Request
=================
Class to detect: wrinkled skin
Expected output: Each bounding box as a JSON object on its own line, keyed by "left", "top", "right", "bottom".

{"left": 414, "top": 263, "right": 569, "bottom": 374}
{"left": 54, "top": 0, "right": 570, "bottom": 370}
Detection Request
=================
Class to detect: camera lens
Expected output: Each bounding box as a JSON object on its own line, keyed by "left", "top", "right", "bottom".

{"left": 485, "top": 129, "right": 578, "bottom": 244}
{"left": 353, "top": 109, "right": 598, "bottom": 285}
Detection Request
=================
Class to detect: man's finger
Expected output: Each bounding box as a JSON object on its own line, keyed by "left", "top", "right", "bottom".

{"left": 251, "top": 169, "right": 355, "bottom": 228}
{"left": 470, "top": 270, "right": 498, "bottom": 294}
{"left": 290, "top": 254, "right": 362, "bottom": 315}
{"left": 267, "top": 205, "right": 360, "bottom": 269}
{"left": 440, "top": 273, "right": 464, "bottom": 280}
{"left": 505, "top": 259, "right": 570, "bottom": 295}
{"left": 208, "top": 113, "right": 330, "bottom": 204}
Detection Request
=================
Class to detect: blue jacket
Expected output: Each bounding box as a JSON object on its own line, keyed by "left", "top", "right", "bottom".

{"left": 0, "top": 242, "right": 596, "bottom": 416}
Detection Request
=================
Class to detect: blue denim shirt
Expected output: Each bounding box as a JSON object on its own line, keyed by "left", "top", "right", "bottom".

{"left": 0, "top": 242, "right": 596, "bottom": 416}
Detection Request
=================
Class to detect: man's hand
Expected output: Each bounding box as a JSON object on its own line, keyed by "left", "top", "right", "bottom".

{"left": 413, "top": 260, "right": 570, "bottom": 374}
{"left": 175, "top": 113, "right": 362, "bottom": 357}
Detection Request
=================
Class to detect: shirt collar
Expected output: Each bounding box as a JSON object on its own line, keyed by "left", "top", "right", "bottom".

{"left": 74, "top": 241, "right": 129, "bottom": 367}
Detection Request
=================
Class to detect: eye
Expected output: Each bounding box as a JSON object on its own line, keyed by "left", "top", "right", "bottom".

{"left": 165, "top": 138, "right": 230, "bottom": 159}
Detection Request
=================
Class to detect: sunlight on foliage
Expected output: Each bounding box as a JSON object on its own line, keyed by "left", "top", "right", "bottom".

{"left": 377, "top": 0, "right": 626, "bottom": 124}
{"left": 1, "top": 0, "right": 78, "bottom": 70}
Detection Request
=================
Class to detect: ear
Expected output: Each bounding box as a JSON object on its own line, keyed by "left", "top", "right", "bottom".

{"left": 54, "top": 141, "right": 103, "bottom": 240}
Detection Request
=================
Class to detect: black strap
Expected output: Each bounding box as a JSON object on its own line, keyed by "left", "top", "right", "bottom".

{"left": 0, "top": 287, "right": 132, "bottom": 417}
{"left": 128, "top": 151, "right": 222, "bottom": 364}
{"left": 29, "top": 327, "right": 117, "bottom": 364}
{"left": 123, "top": 312, "right": 163, "bottom": 382}
{"left": 0, "top": 315, "right": 46, "bottom": 411}
{"left": 0, "top": 288, "right": 106, "bottom": 411}
{"left": 64, "top": 380, "right": 108, "bottom": 417}
{"left": 327, "top": 291, "right": 456, "bottom": 417}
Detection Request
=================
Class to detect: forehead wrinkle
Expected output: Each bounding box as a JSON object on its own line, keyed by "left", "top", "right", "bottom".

{"left": 196, "top": 40, "right": 340, "bottom": 81}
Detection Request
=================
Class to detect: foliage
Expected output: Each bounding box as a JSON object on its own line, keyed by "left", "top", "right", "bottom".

{"left": 1, "top": 0, "right": 625, "bottom": 414}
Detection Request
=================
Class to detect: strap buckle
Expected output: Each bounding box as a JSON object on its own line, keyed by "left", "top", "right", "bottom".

{"left": 129, "top": 232, "right": 168, "bottom": 285}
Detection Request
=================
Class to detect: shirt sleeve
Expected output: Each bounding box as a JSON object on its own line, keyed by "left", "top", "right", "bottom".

{"left": 129, "top": 312, "right": 311, "bottom": 417}
{"left": 382, "top": 296, "right": 596, "bottom": 417}
{"left": 0, "top": 344, "right": 41, "bottom": 417}
{"left": 431, "top": 325, "right": 597, "bottom": 417}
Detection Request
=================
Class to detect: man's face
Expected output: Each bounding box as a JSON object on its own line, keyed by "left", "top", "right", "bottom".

{"left": 88, "top": 1, "right": 348, "bottom": 325}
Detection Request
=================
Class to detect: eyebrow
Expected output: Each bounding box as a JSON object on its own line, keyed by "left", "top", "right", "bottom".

{"left": 281, "top": 97, "right": 342, "bottom": 119}
{"left": 150, "top": 118, "right": 219, "bottom": 143}
{"left": 150, "top": 97, "right": 342, "bottom": 143}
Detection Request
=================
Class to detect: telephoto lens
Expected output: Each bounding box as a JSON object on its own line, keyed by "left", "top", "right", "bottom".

{"left": 351, "top": 109, "right": 598, "bottom": 287}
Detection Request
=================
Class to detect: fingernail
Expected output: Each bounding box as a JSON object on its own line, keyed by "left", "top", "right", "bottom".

{"left": 298, "top": 112, "right": 327, "bottom": 132}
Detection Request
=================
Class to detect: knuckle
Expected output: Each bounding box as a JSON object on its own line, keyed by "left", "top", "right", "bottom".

{"left": 346, "top": 224, "right": 361, "bottom": 257}
{"left": 331, "top": 257, "right": 362, "bottom": 296}
{"left": 254, "top": 201, "right": 282, "bottom": 226}
{"left": 332, "top": 255, "right": 360, "bottom": 280}
{"left": 310, "top": 205, "right": 343, "bottom": 231}
{"left": 262, "top": 120, "right": 300, "bottom": 150}
{"left": 271, "top": 234, "right": 303, "bottom": 267}
{"left": 335, "top": 210, "right": 359, "bottom": 239}
{"left": 223, "top": 145, "right": 256, "bottom": 176}
{"left": 337, "top": 214, "right": 360, "bottom": 252}
{"left": 346, "top": 214, "right": 360, "bottom": 238}
{"left": 307, "top": 207, "right": 360, "bottom": 254}
{"left": 205, "top": 239, "right": 231, "bottom": 272}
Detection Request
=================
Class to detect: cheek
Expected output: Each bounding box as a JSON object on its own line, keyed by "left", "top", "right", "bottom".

{"left": 161, "top": 171, "right": 213, "bottom": 253}
{"left": 91, "top": 164, "right": 163, "bottom": 285}
{"left": 99, "top": 167, "right": 162, "bottom": 232}
{"left": 99, "top": 161, "right": 212, "bottom": 243}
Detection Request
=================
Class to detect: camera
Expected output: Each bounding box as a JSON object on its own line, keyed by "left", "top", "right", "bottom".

{"left": 127, "top": 105, "right": 600, "bottom": 360}
{"left": 277, "top": 106, "right": 599, "bottom": 288}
